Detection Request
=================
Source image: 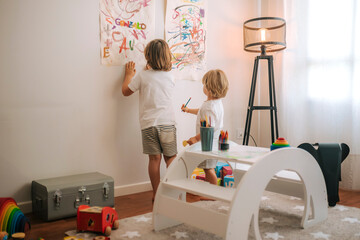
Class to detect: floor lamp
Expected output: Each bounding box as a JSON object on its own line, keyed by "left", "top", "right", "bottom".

{"left": 242, "top": 17, "right": 286, "bottom": 145}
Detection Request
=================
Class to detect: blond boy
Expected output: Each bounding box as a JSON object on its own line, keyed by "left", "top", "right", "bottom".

{"left": 182, "top": 69, "right": 229, "bottom": 184}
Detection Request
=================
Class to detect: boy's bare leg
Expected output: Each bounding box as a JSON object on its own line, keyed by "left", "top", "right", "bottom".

{"left": 164, "top": 154, "right": 176, "bottom": 168}
{"left": 148, "top": 154, "right": 162, "bottom": 199}
{"left": 204, "top": 168, "right": 218, "bottom": 185}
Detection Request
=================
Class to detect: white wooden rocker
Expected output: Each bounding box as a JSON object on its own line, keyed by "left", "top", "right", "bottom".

{"left": 153, "top": 142, "right": 328, "bottom": 240}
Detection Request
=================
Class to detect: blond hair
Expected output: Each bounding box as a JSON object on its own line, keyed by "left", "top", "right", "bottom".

{"left": 144, "top": 39, "right": 172, "bottom": 71}
{"left": 202, "top": 69, "right": 229, "bottom": 98}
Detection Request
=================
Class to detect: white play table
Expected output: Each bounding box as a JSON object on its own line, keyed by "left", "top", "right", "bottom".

{"left": 153, "top": 141, "right": 328, "bottom": 240}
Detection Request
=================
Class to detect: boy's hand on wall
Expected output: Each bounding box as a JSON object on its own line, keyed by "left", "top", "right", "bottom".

{"left": 122, "top": 61, "right": 136, "bottom": 96}
{"left": 125, "top": 61, "right": 136, "bottom": 78}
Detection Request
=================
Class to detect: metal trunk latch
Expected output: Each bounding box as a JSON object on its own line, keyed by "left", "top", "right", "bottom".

{"left": 53, "top": 189, "right": 62, "bottom": 208}
{"left": 85, "top": 195, "right": 91, "bottom": 204}
{"left": 103, "top": 182, "right": 109, "bottom": 199}
{"left": 74, "top": 197, "right": 80, "bottom": 209}
{"left": 78, "top": 186, "right": 86, "bottom": 201}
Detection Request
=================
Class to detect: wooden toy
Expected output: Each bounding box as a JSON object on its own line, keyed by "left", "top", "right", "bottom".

{"left": 195, "top": 174, "right": 205, "bottom": 181}
{"left": 224, "top": 175, "right": 235, "bottom": 188}
{"left": 270, "top": 137, "right": 290, "bottom": 150}
{"left": 190, "top": 168, "right": 204, "bottom": 179}
{"left": 11, "top": 232, "right": 25, "bottom": 240}
{"left": 0, "top": 198, "right": 30, "bottom": 238}
{"left": 64, "top": 237, "right": 83, "bottom": 240}
{"left": 215, "top": 162, "right": 229, "bottom": 178}
{"left": 0, "top": 232, "right": 8, "bottom": 240}
{"left": 77, "top": 205, "right": 119, "bottom": 236}
{"left": 93, "top": 236, "right": 110, "bottom": 240}
{"left": 221, "top": 165, "right": 233, "bottom": 177}
{"left": 216, "top": 178, "right": 222, "bottom": 186}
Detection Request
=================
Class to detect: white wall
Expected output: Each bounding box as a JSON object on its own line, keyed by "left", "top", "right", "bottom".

{"left": 0, "top": 0, "right": 258, "bottom": 210}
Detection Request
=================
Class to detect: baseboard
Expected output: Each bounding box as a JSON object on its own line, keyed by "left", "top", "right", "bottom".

{"left": 17, "top": 181, "right": 152, "bottom": 214}
{"left": 114, "top": 181, "right": 152, "bottom": 197}
{"left": 18, "top": 201, "right": 33, "bottom": 214}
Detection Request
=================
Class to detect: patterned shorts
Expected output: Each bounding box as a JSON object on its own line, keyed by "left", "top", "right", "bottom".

{"left": 198, "top": 159, "right": 218, "bottom": 169}
{"left": 141, "top": 125, "right": 177, "bottom": 157}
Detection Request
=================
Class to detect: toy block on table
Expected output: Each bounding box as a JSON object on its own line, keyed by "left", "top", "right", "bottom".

{"left": 0, "top": 198, "right": 30, "bottom": 239}
{"left": 191, "top": 168, "right": 205, "bottom": 179}
{"left": 224, "top": 175, "right": 235, "bottom": 188}
{"left": 215, "top": 162, "right": 229, "bottom": 178}
{"left": 77, "top": 205, "right": 119, "bottom": 236}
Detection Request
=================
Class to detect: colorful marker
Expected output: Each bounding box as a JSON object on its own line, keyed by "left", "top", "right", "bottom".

{"left": 184, "top": 97, "right": 191, "bottom": 108}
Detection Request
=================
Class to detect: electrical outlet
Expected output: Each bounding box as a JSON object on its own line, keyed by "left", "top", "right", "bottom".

{"left": 236, "top": 128, "right": 244, "bottom": 139}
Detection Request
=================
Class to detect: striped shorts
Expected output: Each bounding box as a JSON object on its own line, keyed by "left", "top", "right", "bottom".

{"left": 141, "top": 125, "right": 177, "bottom": 157}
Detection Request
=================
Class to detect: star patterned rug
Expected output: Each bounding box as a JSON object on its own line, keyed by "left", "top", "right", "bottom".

{"left": 66, "top": 191, "right": 360, "bottom": 240}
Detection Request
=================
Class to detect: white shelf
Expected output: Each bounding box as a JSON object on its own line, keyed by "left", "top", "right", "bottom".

{"left": 162, "top": 179, "right": 235, "bottom": 203}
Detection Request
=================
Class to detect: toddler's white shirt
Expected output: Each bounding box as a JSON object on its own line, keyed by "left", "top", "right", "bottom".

{"left": 196, "top": 99, "right": 224, "bottom": 139}
{"left": 128, "top": 70, "right": 176, "bottom": 130}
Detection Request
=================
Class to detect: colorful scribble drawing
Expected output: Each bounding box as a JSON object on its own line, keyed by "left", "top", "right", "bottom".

{"left": 166, "top": 0, "right": 207, "bottom": 80}
{"left": 99, "top": 0, "right": 155, "bottom": 66}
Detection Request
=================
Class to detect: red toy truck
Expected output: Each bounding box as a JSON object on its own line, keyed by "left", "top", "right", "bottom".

{"left": 77, "top": 205, "right": 119, "bottom": 236}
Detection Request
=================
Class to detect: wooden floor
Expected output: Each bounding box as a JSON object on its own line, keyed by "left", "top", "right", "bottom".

{"left": 25, "top": 189, "right": 360, "bottom": 240}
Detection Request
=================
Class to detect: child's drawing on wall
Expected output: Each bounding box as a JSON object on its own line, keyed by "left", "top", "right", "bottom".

{"left": 165, "top": 0, "right": 207, "bottom": 80}
{"left": 100, "top": 0, "right": 155, "bottom": 66}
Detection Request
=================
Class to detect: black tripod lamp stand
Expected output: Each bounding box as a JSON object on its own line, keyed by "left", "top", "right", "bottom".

{"left": 242, "top": 17, "right": 286, "bottom": 145}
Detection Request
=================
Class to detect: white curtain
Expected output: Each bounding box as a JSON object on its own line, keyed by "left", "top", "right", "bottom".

{"left": 279, "top": 0, "right": 359, "bottom": 150}
{"left": 277, "top": 0, "right": 360, "bottom": 188}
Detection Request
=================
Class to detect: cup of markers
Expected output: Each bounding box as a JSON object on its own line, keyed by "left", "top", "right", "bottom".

{"left": 218, "top": 130, "right": 229, "bottom": 151}
{"left": 200, "top": 116, "right": 213, "bottom": 151}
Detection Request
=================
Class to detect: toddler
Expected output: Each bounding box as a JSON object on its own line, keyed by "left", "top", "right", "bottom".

{"left": 182, "top": 69, "right": 229, "bottom": 185}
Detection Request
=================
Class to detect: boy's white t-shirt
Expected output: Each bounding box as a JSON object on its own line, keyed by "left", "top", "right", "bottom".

{"left": 196, "top": 99, "right": 224, "bottom": 139}
{"left": 128, "top": 69, "right": 176, "bottom": 130}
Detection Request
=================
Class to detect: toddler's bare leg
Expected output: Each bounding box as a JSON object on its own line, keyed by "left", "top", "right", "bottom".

{"left": 204, "top": 168, "right": 218, "bottom": 185}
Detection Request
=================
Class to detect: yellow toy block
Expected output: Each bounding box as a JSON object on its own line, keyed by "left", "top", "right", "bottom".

{"left": 191, "top": 168, "right": 205, "bottom": 179}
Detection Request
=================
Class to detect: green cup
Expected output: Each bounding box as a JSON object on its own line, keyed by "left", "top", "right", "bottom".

{"left": 200, "top": 127, "right": 214, "bottom": 151}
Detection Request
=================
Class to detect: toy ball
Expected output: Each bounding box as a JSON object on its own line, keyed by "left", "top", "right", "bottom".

{"left": 270, "top": 137, "right": 290, "bottom": 151}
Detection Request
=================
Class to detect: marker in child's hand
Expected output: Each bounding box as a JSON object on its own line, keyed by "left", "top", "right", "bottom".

{"left": 182, "top": 97, "right": 191, "bottom": 112}
{"left": 183, "top": 140, "right": 189, "bottom": 147}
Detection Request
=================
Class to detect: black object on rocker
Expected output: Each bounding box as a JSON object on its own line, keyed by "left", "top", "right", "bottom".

{"left": 298, "top": 143, "right": 350, "bottom": 207}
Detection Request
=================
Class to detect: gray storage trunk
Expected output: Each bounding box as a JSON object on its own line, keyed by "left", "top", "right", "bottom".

{"left": 31, "top": 172, "right": 114, "bottom": 221}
